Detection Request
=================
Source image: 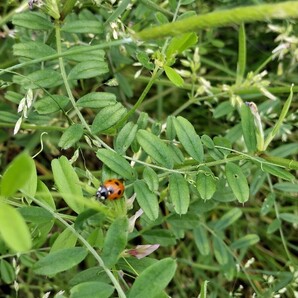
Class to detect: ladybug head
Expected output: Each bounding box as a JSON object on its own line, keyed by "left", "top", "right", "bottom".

{"left": 96, "top": 185, "right": 109, "bottom": 200}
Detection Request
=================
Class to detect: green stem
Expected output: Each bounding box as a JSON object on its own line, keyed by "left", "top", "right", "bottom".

{"left": 0, "top": 1, "right": 28, "bottom": 28}
{"left": 135, "top": 1, "right": 298, "bottom": 40}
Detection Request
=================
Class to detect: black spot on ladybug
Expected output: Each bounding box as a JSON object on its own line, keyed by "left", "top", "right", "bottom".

{"left": 117, "top": 190, "right": 122, "bottom": 195}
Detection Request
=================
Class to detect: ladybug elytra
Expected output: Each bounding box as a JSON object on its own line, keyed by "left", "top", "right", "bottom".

{"left": 96, "top": 179, "right": 125, "bottom": 200}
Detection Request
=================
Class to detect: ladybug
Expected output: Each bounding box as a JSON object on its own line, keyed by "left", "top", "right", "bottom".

{"left": 96, "top": 179, "right": 125, "bottom": 201}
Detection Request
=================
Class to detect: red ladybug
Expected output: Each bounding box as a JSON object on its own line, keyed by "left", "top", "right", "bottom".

{"left": 96, "top": 179, "right": 125, "bottom": 200}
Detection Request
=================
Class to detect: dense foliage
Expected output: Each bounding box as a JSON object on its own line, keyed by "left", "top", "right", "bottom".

{"left": 0, "top": 1, "right": 297, "bottom": 297}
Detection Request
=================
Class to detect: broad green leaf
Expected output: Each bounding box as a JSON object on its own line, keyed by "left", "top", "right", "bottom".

{"left": 18, "top": 69, "right": 62, "bottom": 89}
{"left": 166, "top": 32, "right": 198, "bottom": 58}
{"left": 34, "top": 95, "right": 69, "bottom": 114}
{"left": 166, "top": 116, "right": 176, "bottom": 140}
{"left": 58, "top": 124, "right": 84, "bottom": 149}
{"left": 196, "top": 167, "right": 217, "bottom": 200}
{"left": 136, "top": 51, "right": 154, "bottom": 70}
{"left": 13, "top": 42, "right": 56, "bottom": 59}
{"left": 155, "top": 12, "right": 169, "bottom": 25}
{"left": 128, "top": 258, "right": 177, "bottom": 298}
{"left": 174, "top": 116, "right": 204, "bottom": 162}
{"left": 262, "top": 164, "right": 294, "bottom": 181}
{"left": 0, "top": 259, "right": 16, "bottom": 284}
{"left": 194, "top": 225, "right": 210, "bottom": 256}
{"left": 70, "top": 281, "right": 114, "bottom": 298}
{"left": 279, "top": 213, "right": 298, "bottom": 224}
{"left": 33, "top": 247, "right": 88, "bottom": 275}
{"left": 143, "top": 167, "right": 159, "bottom": 193}
{"left": 68, "top": 61, "right": 109, "bottom": 80}
{"left": 167, "top": 214, "right": 199, "bottom": 229}
{"left": 273, "top": 182, "right": 298, "bottom": 192}
{"left": 62, "top": 20, "right": 103, "bottom": 34}
{"left": 12, "top": 12, "right": 53, "bottom": 30}
{"left": 91, "top": 103, "right": 127, "bottom": 134}
{"left": 18, "top": 206, "right": 53, "bottom": 224}
{"left": 50, "top": 228, "right": 78, "bottom": 253}
{"left": 69, "top": 267, "right": 110, "bottom": 286}
{"left": 114, "top": 122, "right": 138, "bottom": 154}
{"left": 51, "top": 156, "right": 84, "bottom": 214}
{"left": 168, "top": 143, "right": 185, "bottom": 165}
{"left": 136, "top": 130, "right": 174, "bottom": 169}
{"left": 213, "top": 208, "right": 242, "bottom": 231}
{"left": 260, "top": 193, "right": 275, "bottom": 216}
{"left": 201, "top": 134, "right": 214, "bottom": 149}
{"left": 231, "top": 234, "right": 260, "bottom": 250}
{"left": 213, "top": 101, "right": 234, "bottom": 119}
{"left": 225, "top": 163, "right": 249, "bottom": 203}
{"left": 0, "top": 203, "right": 32, "bottom": 252}
{"left": 1, "top": 152, "right": 36, "bottom": 197}
{"left": 65, "top": 46, "right": 105, "bottom": 62}
{"left": 134, "top": 180, "right": 159, "bottom": 221}
{"left": 35, "top": 180, "right": 56, "bottom": 210}
{"left": 169, "top": 173, "right": 190, "bottom": 215}
{"left": 267, "top": 218, "right": 281, "bottom": 234}
{"left": 96, "top": 149, "right": 136, "bottom": 180}
{"left": 212, "top": 236, "right": 229, "bottom": 265}
{"left": 101, "top": 217, "right": 128, "bottom": 268}
{"left": 142, "top": 229, "right": 176, "bottom": 247}
{"left": 164, "top": 65, "right": 184, "bottom": 87}
{"left": 76, "top": 92, "right": 116, "bottom": 108}
{"left": 240, "top": 104, "right": 257, "bottom": 152}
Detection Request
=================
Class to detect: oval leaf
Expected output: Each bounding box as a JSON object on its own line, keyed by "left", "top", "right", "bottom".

{"left": 143, "top": 167, "right": 159, "bottom": 193}
{"left": 169, "top": 173, "right": 190, "bottom": 215}
{"left": 1, "top": 152, "right": 36, "bottom": 197}
{"left": 194, "top": 225, "right": 210, "bottom": 256}
{"left": 174, "top": 116, "right": 204, "bottom": 162}
{"left": 279, "top": 213, "right": 298, "bottom": 224}
{"left": 134, "top": 180, "right": 159, "bottom": 221}
{"left": 128, "top": 258, "right": 177, "bottom": 298}
{"left": 34, "top": 95, "right": 69, "bottom": 114}
{"left": 96, "top": 149, "right": 136, "bottom": 180}
{"left": 91, "top": 103, "right": 127, "bottom": 134}
{"left": 76, "top": 92, "right": 116, "bottom": 108}
{"left": 68, "top": 61, "right": 109, "bottom": 80}
{"left": 70, "top": 281, "right": 114, "bottom": 298}
{"left": 51, "top": 156, "right": 84, "bottom": 214}
{"left": 225, "top": 163, "right": 249, "bottom": 203}
{"left": 33, "top": 247, "right": 88, "bottom": 275}
{"left": 101, "top": 217, "right": 128, "bottom": 268}
{"left": 13, "top": 41, "right": 56, "bottom": 59}
{"left": 164, "top": 65, "right": 184, "bottom": 87}
{"left": 114, "top": 122, "right": 138, "bottom": 154}
{"left": 0, "top": 203, "right": 32, "bottom": 252}
{"left": 50, "top": 228, "right": 78, "bottom": 253}
{"left": 12, "top": 12, "right": 53, "bottom": 30}
{"left": 212, "top": 236, "right": 229, "bottom": 265}
{"left": 58, "top": 124, "right": 84, "bottom": 149}
{"left": 213, "top": 208, "right": 243, "bottom": 231}
{"left": 136, "top": 130, "right": 174, "bottom": 169}
{"left": 196, "top": 167, "right": 217, "bottom": 200}
{"left": 262, "top": 164, "right": 294, "bottom": 182}
{"left": 230, "top": 234, "right": 260, "bottom": 250}
{"left": 62, "top": 20, "right": 103, "bottom": 34}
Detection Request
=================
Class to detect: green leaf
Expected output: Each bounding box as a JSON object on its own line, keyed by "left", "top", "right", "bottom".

{"left": 76, "top": 92, "right": 117, "bottom": 108}
{"left": 35, "top": 180, "right": 56, "bottom": 210}
{"left": 58, "top": 124, "right": 84, "bottom": 149}
{"left": 196, "top": 167, "right": 217, "bottom": 200}
{"left": 12, "top": 12, "right": 53, "bottom": 30}
{"left": 231, "top": 234, "right": 260, "bottom": 250}
{"left": 0, "top": 203, "right": 32, "bottom": 252}
{"left": 167, "top": 214, "right": 199, "bottom": 229}
{"left": 13, "top": 42, "right": 56, "bottom": 59}
{"left": 96, "top": 149, "right": 136, "bottom": 180}
{"left": 199, "top": 280, "right": 209, "bottom": 298}
{"left": 91, "top": 103, "right": 127, "bottom": 134}
{"left": 164, "top": 66, "right": 184, "bottom": 87}
{"left": 68, "top": 61, "right": 109, "bottom": 80}
{"left": 236, "top": 23, "right": 246, "bottom": 84}
{"left": 166, "top": 116, "right": 176, "bottom": 140}
{"left": 33, "top": 247, "right": 88, "bottom": 275}
{"left": 174, "top": 116, "right": 204, "bottom": 162}
{"left": 279, "top": 213, "right": 298, "bottom": 224}
{"left": 262, "top": 164, "right": 294, "bottom": 182}
{"left": 18, "top": 69, "right": 62, "bottom": 89}
{"left": 101, "top": 217, "right": 128, "bottom": 268}
{"left": 65, "top": 46, "right": 105, "bottom": 62}
{"left": 225, "top": 163, "right": 249, "bottom": 203}
{"left": 194, "top": 225, "right": 210, "bottom": 256}
{"left": 69, "top": 267, "right": 110, "bottom": 286}
{"left": 114, "top": 122, "right": 138, "bottom": 154}
{"left": 213, "top": 101, "right": 234, "bottom": 119}
{"left": 0, "top": 260, "right": 15, "bottom": 284}
{"left": 166, "top": 32, "right": 198, "bottom": 58}
{"left": 212, "top": 236, "right": 229, "bottom": 265}
{"left": 34, "top": 95, "right": 69, "bottom": 114}
{"left": 142, "top": 229, "right": 176, "bottom": 247}
{"left": 169, "top": 173, "right": 190, "bottom": 215}
{"left": 136, "top": 130, "right": 174, "bottom": 169}
{"left": 1, "top": 152, "right": 36, "bottom": 197}
{"left": 267, "top": 218, "right": 281, "bottom": 234}
{"left": 50, "top": 228, "right": 78, "bottom": 253}
{"left": 260, "top": 193, "right": 275, "bottom": 216}
{"left": 62, "top": 20, "right": 103, "bottom": 34}
{"left": 201, "top": 134, "right": 214, "bottom": 149}
{"left": 134, "top": 180, "right": 159, "bottom": 221}
{"left": 136, "top": 51, "right": 154, "bottom": 70}
{"left": 18, "top": 206, "right": 53, "bottom": 224}
{"left": 213, "top": 208, "right": 242, "bottom": 231}
{"left": 128, "top": 258, "right": 177, "bottom": 298}
{"left": 70, "top": 281, "right": 114, "bottom": 298}
{"left": 240, "top": 104, "right": 257, "bottom": 152}
{"left": 143, "top": 167, "right": 159, "bottom": 193}
{"left": 273, "top": 182, "right": 298, "bottom": 192}
{"left": 51, "top": 156, "right": 84, "bottom": 214}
